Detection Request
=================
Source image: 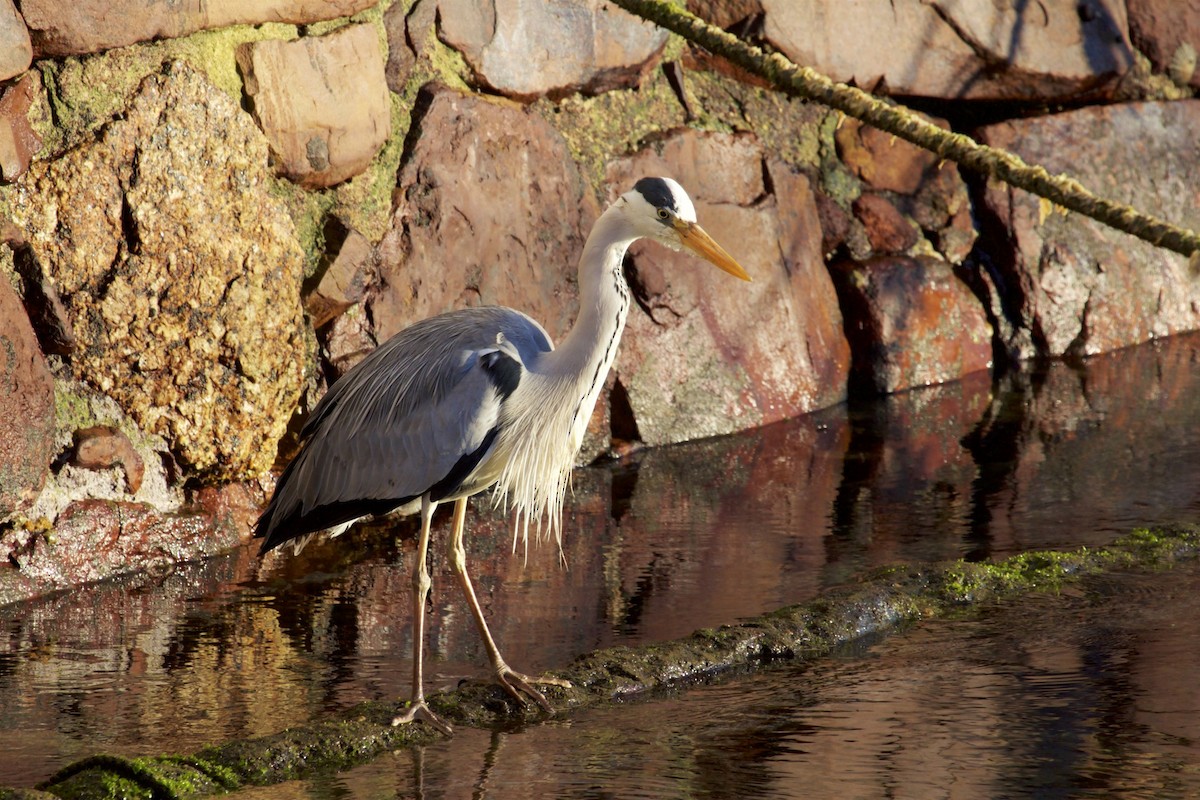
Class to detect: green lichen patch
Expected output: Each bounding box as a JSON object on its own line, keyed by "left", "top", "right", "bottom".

{"left": 330, "top": 93, "right": 410, "bottom": 245}
{"left": 535, "top": 64, "right": 828, "bottom": 192}
{"left": 31, "top": 23, "right": 298, "bottom": 158}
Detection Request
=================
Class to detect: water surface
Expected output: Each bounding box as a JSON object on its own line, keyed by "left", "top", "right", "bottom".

{"left": 3, "top": 333, "right": 1200, "bottom": 795}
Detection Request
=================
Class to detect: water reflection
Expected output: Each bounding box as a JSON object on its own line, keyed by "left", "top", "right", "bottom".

{"left": 4, "top": 333, "right": 1200, "bottom": 792}
{"left": 232, "top": 566, "right": 1200, "bottom": 799}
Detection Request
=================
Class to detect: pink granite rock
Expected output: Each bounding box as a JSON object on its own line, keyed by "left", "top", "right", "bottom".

{"left": 762, "top": 0, "right": 1135, "bottom": 101}
{"left": 0, "top": 268, "right": 55, "bottom": 521}
{"left": 605, "top": 129, "right": 850, "bottom": 445}
{"left": 0, "top": 0, "right": 31, "bottom": 80}
{"left": 20, "top": 0, "right": 375, "bottom": 56}
{"left": 239, "top": 24, "right": 391, "bottom": 189}
{"left": 438, "top": 0, "right": 668, "bottom": 100}
{"left": 977, "top": 100, "right": 1200, "bottom": 359}
{"left": 1127, "top": 0, "right": 1200, "bottom": 89}
{"left": 371, "top": 85, "right": 599, "bottom": 345}
{"left": 833, "top": 255, "right": 992, "bottom": 394}
{"left": 853, "top": 193, "right": 918, "bottom": 256}
{"left": 0, "top": 74, "right": 41, "bottom": 183}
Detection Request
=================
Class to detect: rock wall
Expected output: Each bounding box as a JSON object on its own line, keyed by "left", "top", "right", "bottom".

{"left": 0, "top": 0, "right": 1197, "bottom": 596}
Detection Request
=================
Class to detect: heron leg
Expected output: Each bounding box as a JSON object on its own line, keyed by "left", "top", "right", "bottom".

{"left": 392, "top": 495, "right": 453, "bottom": 735}
{"left": 446, "top": 497, "right": 571, "bottom": 713}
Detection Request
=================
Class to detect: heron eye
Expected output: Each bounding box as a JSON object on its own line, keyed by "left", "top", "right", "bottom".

{"left": 656, "top": 207, "right": 669, "bottom": 220}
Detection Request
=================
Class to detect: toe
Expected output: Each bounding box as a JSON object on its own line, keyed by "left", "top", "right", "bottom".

{"left": 392, "top": 701, "right": 453, "bottom": 736}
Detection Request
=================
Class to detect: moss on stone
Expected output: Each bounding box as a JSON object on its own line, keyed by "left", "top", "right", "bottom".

{"left": 13, "top": 526, "right": 1196, "bottom": 799}
{"left": 331, "top": 93, "right": 409, "bottom": 244}
{"left": 535, "top": 65, "right": 827, "bottom": 192}
{"left": 32, "top": 23, "right": 298, "bottom": 157}
{"left": 534, "top": 71, "right": 687, "bottom": 189}
{"left": 817, "top": 112, "right": 862, "bottom": 205}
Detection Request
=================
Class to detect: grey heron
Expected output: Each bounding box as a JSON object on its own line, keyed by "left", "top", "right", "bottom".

{"left": 255, "top": 177, "right": 749, "bottom": 735}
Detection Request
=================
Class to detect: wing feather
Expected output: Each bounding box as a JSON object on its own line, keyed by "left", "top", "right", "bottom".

{"left": 256, "top": 307, "right": 552, "bottom": 553}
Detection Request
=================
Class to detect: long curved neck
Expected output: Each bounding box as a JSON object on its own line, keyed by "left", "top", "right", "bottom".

{"left": 545, "top": 204, "right": 636, "bottom": 382}
{"left": 492, "top": 202, "right": 638, "bottom": 546}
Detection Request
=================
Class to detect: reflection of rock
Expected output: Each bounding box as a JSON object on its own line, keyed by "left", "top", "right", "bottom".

{"left": 438, "top": 0, "right": 668, "bottom": 100}
{"left": 762, "top": 0, "right": 1134, "bottom": 101}
{"left": 833, "top": 255, "right": 992, "bottom": 393}
{"left": 238, "top": 24, "right": 392, "bottom": 189}
{"left": 963, "top": 333, "right": 1200, "bottom": 554}
{"left": 20, "top": 0, "right": 375, "bottom": 56}
{"left": 977, "top": 101, "right": 1200, "bottom": 359}
{"left": 13, "top": 63, "right": 307, "bottom": 480}
{"left": 0, "top": 272, "right": 54, "bottom": 521}
{"left": 832, "top": 369, "right": 993, "bottom": 559}
{"left": 615, "top": 410, "right": 850, "bottom": 642}
{"left": 605, "top": 129, "right": 849, "bottom": 445}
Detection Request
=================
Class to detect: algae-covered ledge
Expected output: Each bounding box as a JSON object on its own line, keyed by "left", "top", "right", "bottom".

{"left": 18, "top": 527, "right": 1199, "bottom": 800}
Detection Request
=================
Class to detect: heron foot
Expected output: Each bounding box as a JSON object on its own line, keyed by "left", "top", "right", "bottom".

{"left": 495, "top": 666, "right": 573, "bottom": 713}
{"left": 392, "top": 700, "right": 453, "bottom": 736}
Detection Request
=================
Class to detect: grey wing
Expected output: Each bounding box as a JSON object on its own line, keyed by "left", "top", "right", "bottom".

{"left": 256, "top": 306, "right": 552, "bottom": 553}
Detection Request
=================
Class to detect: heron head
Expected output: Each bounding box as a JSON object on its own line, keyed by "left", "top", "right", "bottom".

{"left": 621, "top": 177, "right": 751, "bottom": 281}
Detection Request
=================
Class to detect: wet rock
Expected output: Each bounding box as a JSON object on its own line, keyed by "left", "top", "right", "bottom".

{"left": 852, "top": 193, "right": 918, "bottom": 255}
{"left": 12, "top": 62, "right": 307, "bottom": 480}
{"left": 190, "top": 481, "right": 268, "bottom": 542}
{"left": 833, "top": 255, "right": 992, "bottom": 394}
{"left": 437, "top": 0, "right": 668, "bottom": 100}
{"left": 238, "top": 24, "right": 392, "bottom": 189}
{"left": 976, "top": 100, "right": 1200, "bottom": 359}
{"left": 605, "top": 130, "right": 849, "bottom": 445}
{"left": 20, "top": 0, "right": 375, "bottom": 56}
{"left": 0, "top": 0, "right": 31, "bottom": 81}
{"left": 8, "top": 499, "right": 238, "bottom": 589}
{"left": 305, "top": 221, "right": 373, "bottom": 330}
{"left": 0, "top": 271, "right": 54, "bottom": 521}
{"left": 371, "top": 84, "right": 599, "bottom": 346}
{"left": 70, "top": 426, "right": 145, "bottom": 495}
{"left": 762, "top": 0, "right": 1135, "bottom": 101}
{"left": 1127, "top": 0, "right": 1200, "bottom": 89}
{"left": 0, "top": 74, "right": 41, "bottom": 183}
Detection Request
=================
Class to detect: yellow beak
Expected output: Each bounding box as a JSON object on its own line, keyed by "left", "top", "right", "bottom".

{"left": 674, "top": 219, "right": 751, "bottom": 281}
